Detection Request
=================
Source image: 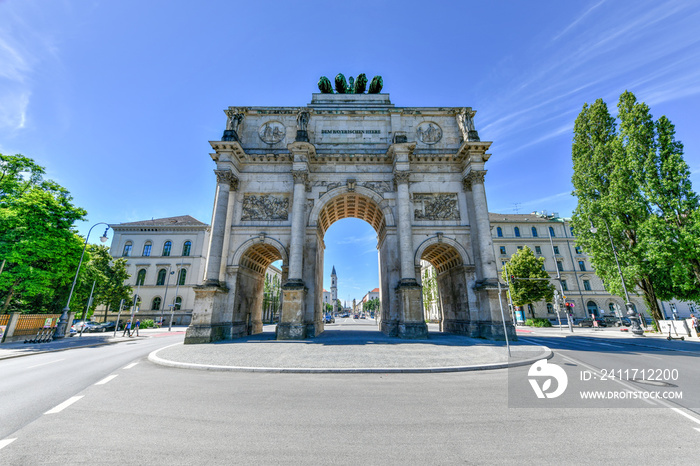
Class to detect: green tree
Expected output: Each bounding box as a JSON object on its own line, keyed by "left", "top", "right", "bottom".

{"left": 502, "top": 247, "right": 554, "bottom": 318}
{"left": 0, "top": 154, "right": 87, "bottom": 313}
{"left": 569, "top": 92, "right": 700, "bottom": 326}
{"left": 363, "top": 297, "right": 380, "bottom": 313}
{"left": 72, "top": 245, "right": 132, "bottom": 320}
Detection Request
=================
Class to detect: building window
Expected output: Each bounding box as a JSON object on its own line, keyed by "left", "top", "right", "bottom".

{"left": 157, "top": 268, "right": 167, "bottom": 286}
{"left": 162, "top": 241, "right": 172, "bottom": 257}
{"left": 553, "top": 246, "right": 560, "bottom": 255}
{"left": 152, "top": 297, "right": 161, "bottom": 311}
{"left": 575, "top": 246, "right": 582, "bottom": 254}
{"left": 609, "top": 303, "right": 615, "bottom": 314}
{"left": 497, "top": 227, "right": 503, "bottom": 237}
{"left": 535, "top": 246, "right": 542, "bottom": 255}
{"left": 557, "top": 261, "right": 563, "bottom": 272}
{"left": 583, "top": 280, "right": 591, "bottom": 291}
{"left": 142, "top": 242, "right": 152, "bottom": 257}
{"left": 122, "top": 242, "right": 132, "bottom": 257}
{"left": 500, "top": 246, "right": 506, "bottom": 255}
{"left": 561, "top": 280, "right": 568, "bottom": 291}
{"left": 514, "top": 227, "right": 521, "bottom": 237}
{"left": 578, "top": 260, "right": 586, "bottom": 271}
{"left": 587, "top": 301, "right": 599, "bottom": 317}
{"left": 547, "top": 303, "right": 554, "bottom": 314}
{"left": 517, "top": 246, "right": 523, "bottom": 250}
{"left": 549, "top": 226, "right": 555, "bottom": 237}
{"left": 136, "top": 269, "right": 146, "bottom": 286}
{"left": 182, "top": 241, "right": 191, "bottom": 257}
{"left": 531, "top": 227, "right": 538, "bottom": 237}
{"left": 570, "top": 226, "right": 575, "bottom": 236}
{"left": 174, "top": 297, "right": 182, "bottom": 311}
{"left": 178, "top": 268, "right": 187, "bottom": 286}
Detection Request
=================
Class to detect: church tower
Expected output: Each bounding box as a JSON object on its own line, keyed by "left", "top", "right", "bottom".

{"left": 331, "top": 266, "right": 338, "bottom": 315}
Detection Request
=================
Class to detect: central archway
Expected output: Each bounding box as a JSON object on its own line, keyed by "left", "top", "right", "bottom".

{"left": 307, "top": 186, "right": 401, "bottom": 336}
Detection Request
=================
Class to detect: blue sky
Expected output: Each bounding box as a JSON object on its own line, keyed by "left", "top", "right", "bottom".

{"left": 2, "top": 0, "right": 699, "bottom": 302}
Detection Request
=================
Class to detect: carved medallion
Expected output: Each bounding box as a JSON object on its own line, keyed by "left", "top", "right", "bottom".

{"left": 241, "top": 194, "right": 290, "bottom": 221}
{"left": 416, "top": 122, "right": 442, "bottom": 145}
{"left": 258, "top": 121, "right": 286, "bottom": 144}
{"left": 413, "top": 193, "right": 460, "bottom": 221}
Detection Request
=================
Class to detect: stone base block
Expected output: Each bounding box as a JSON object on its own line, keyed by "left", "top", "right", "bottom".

{"left": 443, "top": 319, "right": 471, "bottom": 335}
{"left": 276, "top": 323, "right": 306, "bottom": 340}
{"left": 184, "top": 324, "right": 227, "bottom": 344}
{"left": 381, "top": 320, "right": 399, "bottom": 337}
{"left": 474, "top": 321, "right": 517, "bottom": 341}
{"left": 398, "top": 322, "right": 428, "bottom": 339}
{"left": 305, "top": 322, "right": 323, "bottom": 338}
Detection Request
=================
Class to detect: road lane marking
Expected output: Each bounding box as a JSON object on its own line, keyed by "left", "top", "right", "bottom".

{"left": 123, "top": 362, "right": 138, "bottom": 369}
{"left": 95, "top": 374, "right": 118, "bottom": 385}
{"left": 28, "top": 358, "right": 65, "bottom": 369}
{"left": 593, "top": 342, "right": 625, "bottom": 347}
{"left": 670, "top": 408, "right": 700, "bottom": 426}
{"left": 45, "top": 396, "right": 83, "bottom": 414}
{"left": 0, "top": 438, "right": 17, "bottom": 450}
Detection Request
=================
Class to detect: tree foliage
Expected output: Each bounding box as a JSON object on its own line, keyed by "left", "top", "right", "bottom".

{"left": 0, "top": 154, "right": 87, "bottom": 313}
{"left": 570, "top": 92, "right": 700, "bottom": 326}
{"left": 363, "top": 297, "right": 380, "bottom": 313}
{"left": 502, "top": 247, "right": 554, "bottom": 316}
{"left": 72, "top": 245, "right": 132, "bottom": 320}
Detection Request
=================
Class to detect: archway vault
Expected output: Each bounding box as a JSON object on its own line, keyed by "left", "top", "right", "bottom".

{"left": 309, "top": 186, "right": 393, "bottom": 238}
{"left": 231, "top": 236, "right": 288, "bottom": 274}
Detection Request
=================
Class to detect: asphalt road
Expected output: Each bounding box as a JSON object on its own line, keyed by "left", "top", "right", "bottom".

{"left": 0, "top": 332, "right": 185, "bottom": 440}
{"left": 1, "top": 327, "right": 700, "bottom": 464}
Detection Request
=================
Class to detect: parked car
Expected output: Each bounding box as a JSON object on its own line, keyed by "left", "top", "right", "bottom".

{"left": 324, "top": 314, "right": 335, "bottom": 324}
{"left": 601, "top": 316, "right": 631, "bottom": 327}
{"left": 578, "top": 318, "right": 607, "bottom": 328}
{"left": 89, "top": 321, "right": 123, "bottom": 332}
{"left": 71, "top": 320, "right": 100, "bottom": 332}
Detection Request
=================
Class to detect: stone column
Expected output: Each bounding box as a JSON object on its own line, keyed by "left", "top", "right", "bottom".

{"left": 394, "top": 171, "right": 417, "bottom": 284}
{"left": 277, "top": 169, "right": 308, "bottom": 340}
{"left": 393, "top": 170, "right": 427, "bottom": 339}
{"left": 203, "top": 169, "right": 237, "bottom": 287}
{"left": 218, "top": 177, "right": 239, "bottom": 283}
{"left": 464, "top": 170, "right": 498, "bottom": 282}
{"left": 287, "top": 170, "right": 308, "bottom": 285}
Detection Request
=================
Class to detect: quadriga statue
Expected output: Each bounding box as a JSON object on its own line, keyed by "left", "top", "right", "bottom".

{"left": 334, "top": 73, "right": 348, "bottom": 94}
{"left": 318, "top": 76, "right": 333, "bottom": 94}
{"left": 354, "top": 73, "right": 368, "bottom": 94}
{"left": 368, "top": 76, "right": 383, "bottom": 94}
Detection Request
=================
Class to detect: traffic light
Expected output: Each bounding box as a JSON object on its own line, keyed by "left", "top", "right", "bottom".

{"left": 510, "top": 275, "right": 515, "bottom": 282}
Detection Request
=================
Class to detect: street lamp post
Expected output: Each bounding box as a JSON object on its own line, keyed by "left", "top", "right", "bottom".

{"left": 589, "top": 218, "right": 644, "bottom": 336}
{"left": 548, "top": 231, "right": 574, "bottom": 333}
{"left": 54, "top": 223, "right": 110, "bottom": 339}
{"left": 160, "top": 266, "right": 175, "bottom": 326}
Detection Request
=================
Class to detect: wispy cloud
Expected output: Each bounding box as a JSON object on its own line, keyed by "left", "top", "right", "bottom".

{"left": 552, "top": 0, "right": 608, "bottom": 42}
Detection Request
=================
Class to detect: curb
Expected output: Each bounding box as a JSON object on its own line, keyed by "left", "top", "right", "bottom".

{"left": 148, "top": 343, "right": 553, "bottom": 374}
{"left": 0, "top": 336, "right": 148, "bottom": 361}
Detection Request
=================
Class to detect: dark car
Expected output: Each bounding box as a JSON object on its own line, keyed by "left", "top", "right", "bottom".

{"left": 90, "top": 321, "right": 124, "bottom": 332}
{"left": 601, "top": 316, "right": 631, "bottom": 327}
{"left": 324, "top": 314, "right": 335, "bottom": 324}
{"left": 578, "top": 318, "right": 607, "bottom": 328}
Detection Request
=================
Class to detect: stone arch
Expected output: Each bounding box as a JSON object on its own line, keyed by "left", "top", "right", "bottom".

{"left": 227, "top": 236, "right": 288, "bottom": 338}
{"left": 230, "top": 235, "right": 289, "bottom": 269}
{"left": 309, "top": 185, "right": 396, "bottom": 234}
{"left": 414, "top": 235, "right": 476, "bottom": 335}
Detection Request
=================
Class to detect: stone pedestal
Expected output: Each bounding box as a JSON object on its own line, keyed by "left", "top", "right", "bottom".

{"left": 276, "top": 283, "right": 307, "bottom": 340}
{"left": 184, "top": 284, "right": 229, "bottom": 344}
{"left": 472, "top": 283, "right": 517, "bottom": 341}
{"left": 396, "top": 282, "right": 428, "bottom": 339}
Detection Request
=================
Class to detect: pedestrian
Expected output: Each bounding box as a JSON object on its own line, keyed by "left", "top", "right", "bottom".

{"left": 134, "top": 319, "right": 141, "bottom": 337}
{"left": 122, "top": 320, "right": 131, "bottom": 337}
{"left": 692, "top": 314, "right": 699, "bottom": 334}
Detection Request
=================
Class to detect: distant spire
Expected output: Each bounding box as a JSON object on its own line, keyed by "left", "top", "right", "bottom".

{"left": 332, "top": 265, "right": 336, "bottom": 275}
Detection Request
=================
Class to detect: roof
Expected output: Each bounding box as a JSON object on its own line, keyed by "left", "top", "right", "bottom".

{"left": 112, "top": 215, "right": 207, "bottom": 227}
{"left": 371, "top": 288, "right": 379, "bottom": 293}
{"left": 488, "top": 212, "right": 569, "bottom": 223}
{"left": 332, "top": 265, "right": 336, "bottom": 275}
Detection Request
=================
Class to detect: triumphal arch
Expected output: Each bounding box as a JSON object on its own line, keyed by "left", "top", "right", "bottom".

{"left": 184, "top": 75, "right": 516, "bottom": 344}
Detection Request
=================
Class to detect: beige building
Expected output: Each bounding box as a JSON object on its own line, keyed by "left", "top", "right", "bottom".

{"left": 488, "top": 211, "right": 647, "bottom": 322}
{"left": 108, "top": 216, "right": 210, "bottom": 325}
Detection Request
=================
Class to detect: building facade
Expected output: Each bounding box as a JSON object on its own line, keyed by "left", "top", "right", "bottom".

{"left": 489, "top": 211, "right": 647, "bottom": 321}
{"left": 108, "top": 216, "right": 210, "bottom": 325}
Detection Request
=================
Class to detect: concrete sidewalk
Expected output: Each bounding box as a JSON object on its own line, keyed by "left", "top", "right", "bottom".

{"left": 0, "top": 327, "right": 186, "bottom": 360}
{"left": 149, "top": 324, "right": 552, "bottom": 373}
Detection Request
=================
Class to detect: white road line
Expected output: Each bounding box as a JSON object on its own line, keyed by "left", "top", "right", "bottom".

{"left": 95, "top": 374, "right": 118, "bottom": 385}
{"left": 45, "top": 396, "right": 83, "bottom": 414}
{"left": 123, "top": 362, "right": 138, "bottom": 369}
{"left": 0, "top": 438, "right": 17, "bottom": 450}
{"left": 28, "top": 358, "right": 65, "bottom": 369}
{"left": 670, "top": 407, "right": 700, "bottom": 426}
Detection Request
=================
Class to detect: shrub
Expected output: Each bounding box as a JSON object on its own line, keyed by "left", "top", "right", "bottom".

{"left": 524, "top": 318, "right": 552, "bottom": 328}
{"left": 141, "top": 319, "right": 156, "bottom": 329}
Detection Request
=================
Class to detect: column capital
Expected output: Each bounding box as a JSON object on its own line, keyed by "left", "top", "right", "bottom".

{"left": 291, "top": 169, "right": 309, "bottom": 185}
{"left": 215, "top": 169, "right": 239, "bottom": 190}
{"left": 462, "top": 170, "right": 486, "bottom": 191}
{"left": 393, "top": 171, "right": 411, "bottom": 187}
